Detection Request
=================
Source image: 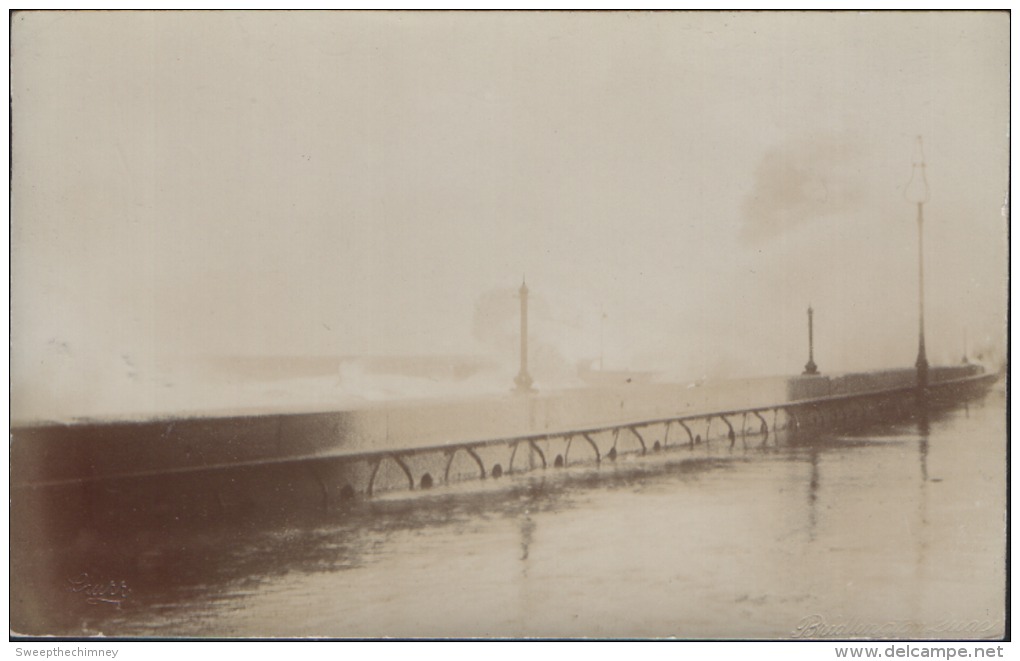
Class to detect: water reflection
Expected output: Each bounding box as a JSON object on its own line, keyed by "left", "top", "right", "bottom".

{"left": 519, "top": 512, "right": 535, "bottom": 563}
{"left": 918, "top": 402, "right": 930, "bottom": 501}
{"left": 807, "top": 445, "right": 820, "bottom": 542}
{"left": 12, "top": 392, "right": 1005, "bottom": 639}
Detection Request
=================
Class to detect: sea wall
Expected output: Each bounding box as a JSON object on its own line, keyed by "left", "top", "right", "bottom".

{"left": 360, "top": 375, "right": 791, "bottom": 453}
{"left": 9, "top": 365, "right": 997, "bottom": 543}
{"left": 10, "top": 367, "right": 981, "bottom": 487}
{"left": 786, "top": 364, "right": 983, "bottom": 401}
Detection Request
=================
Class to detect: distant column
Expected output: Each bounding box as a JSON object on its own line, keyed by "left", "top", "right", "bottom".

{"left": 514, "top": 278, "right": 535, "bottom": 394}
{"left": 803, "top": 305, "right": 819, "bottom": 375}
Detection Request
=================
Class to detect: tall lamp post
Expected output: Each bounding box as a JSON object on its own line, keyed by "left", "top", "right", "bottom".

{"left": 514, "top": 278, "right": 535, "bottom": 394}
{"left": 803, "top": 305, "right": 819, "bottom": 375}
{"left": 905, "top": 136, "right": 930, "bottom": 391}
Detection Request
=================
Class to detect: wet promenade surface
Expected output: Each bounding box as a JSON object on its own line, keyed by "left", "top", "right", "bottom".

{"left": 12, "top": 391, "right": 1005, "bottom": 639}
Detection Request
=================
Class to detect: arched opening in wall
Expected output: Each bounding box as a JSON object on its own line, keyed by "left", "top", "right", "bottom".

{"left": 653, "top": 441, "right": 661, "bottom": 452}
{"left": 509, "top": 442, "right": 543, "bottom": 474}
{"left": 370, "top": 456, "right": 415, "bottom": 494}
{"left": 554, "top": 454, "right": 564, "bottom": 468}
{"left": 615, "top": 428, "right": 646, "bottom": 456}
{"left": 420, "top": 473, "right": 434, "bottom": 490}
{"left": 607, "top": 447, "right": 617, "bottom": 461}
{"left": 445, "top": 449, "right": 487, "bottom": 484}
{"left": 338, "top": 484, "right": 356, "bottom": 502}
{"left": 491, "top": 464, "right": 503, "bottom": 479}
{"left": 567, "top": 433, "right": 602, "bottom": 465}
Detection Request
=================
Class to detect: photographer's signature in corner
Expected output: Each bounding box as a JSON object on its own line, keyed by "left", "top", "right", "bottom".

{"left": 67, "top": 573, "right": 131, "bottom": 608}
{"left": 792, "top": 614, "right": 996, "bottom": 638}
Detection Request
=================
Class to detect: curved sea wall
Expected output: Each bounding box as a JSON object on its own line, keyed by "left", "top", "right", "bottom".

{"left": 11, "top": 365, "right": 983, "bottom": 489}
{"left": 9, "top": 375, "right": 798, "bottom": 487}
{"left": 786, "top": 365, "right": 980, "bottom": 401}
{"left": 8, "top": 364, "right": 996, "bottom": 555}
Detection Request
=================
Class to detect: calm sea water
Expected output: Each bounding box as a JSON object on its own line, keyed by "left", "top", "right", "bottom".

{"left": 23, "top": 390, "right": 1006, "bottom": 639}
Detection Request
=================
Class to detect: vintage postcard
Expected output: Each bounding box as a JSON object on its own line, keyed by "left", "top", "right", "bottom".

{"left": 9, "top": 10, "right": 1008, "bottom": 642}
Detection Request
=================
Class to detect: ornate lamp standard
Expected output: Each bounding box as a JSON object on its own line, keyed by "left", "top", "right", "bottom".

{"left": 514, "top": 278, "right": 535, "bottom": 394}
{"left": 905, "top": 136, "right": 930, "bottom": 391}
{"left": 803, "top": 305, "right": 819, "bottom": 375}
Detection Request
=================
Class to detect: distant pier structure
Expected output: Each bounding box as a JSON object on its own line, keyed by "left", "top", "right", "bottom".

{"left": 514, "top": 278, "right": 536, "bottom": 394}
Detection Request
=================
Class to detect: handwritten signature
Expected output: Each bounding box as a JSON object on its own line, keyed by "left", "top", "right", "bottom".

{"left": 67, "top": 573, "right": 131, "bottom": 607}
{"left": 792, "top": 614, "right": 997, "bottom": 638}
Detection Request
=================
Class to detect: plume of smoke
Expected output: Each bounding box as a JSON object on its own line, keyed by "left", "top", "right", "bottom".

{"left": 740, "top": 133, "right": 867, "bottom": 244}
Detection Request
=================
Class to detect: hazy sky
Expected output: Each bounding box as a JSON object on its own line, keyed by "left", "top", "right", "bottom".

{"left": 11, "top": 11, "right": 1009, "bottom": 419}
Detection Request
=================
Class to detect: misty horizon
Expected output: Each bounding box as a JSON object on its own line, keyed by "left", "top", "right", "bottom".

{"left": 11, "top": 11, "right": 1009, "bottom": 421}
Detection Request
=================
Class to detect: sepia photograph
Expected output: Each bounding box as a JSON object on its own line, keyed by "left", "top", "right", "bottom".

{"left": 9, "top": 10, "right": 1008, "bottom": 641}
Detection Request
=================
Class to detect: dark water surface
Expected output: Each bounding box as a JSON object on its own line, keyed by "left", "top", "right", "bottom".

{"left": 17, "top": 391, "right": 1006, "bottom": 639}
